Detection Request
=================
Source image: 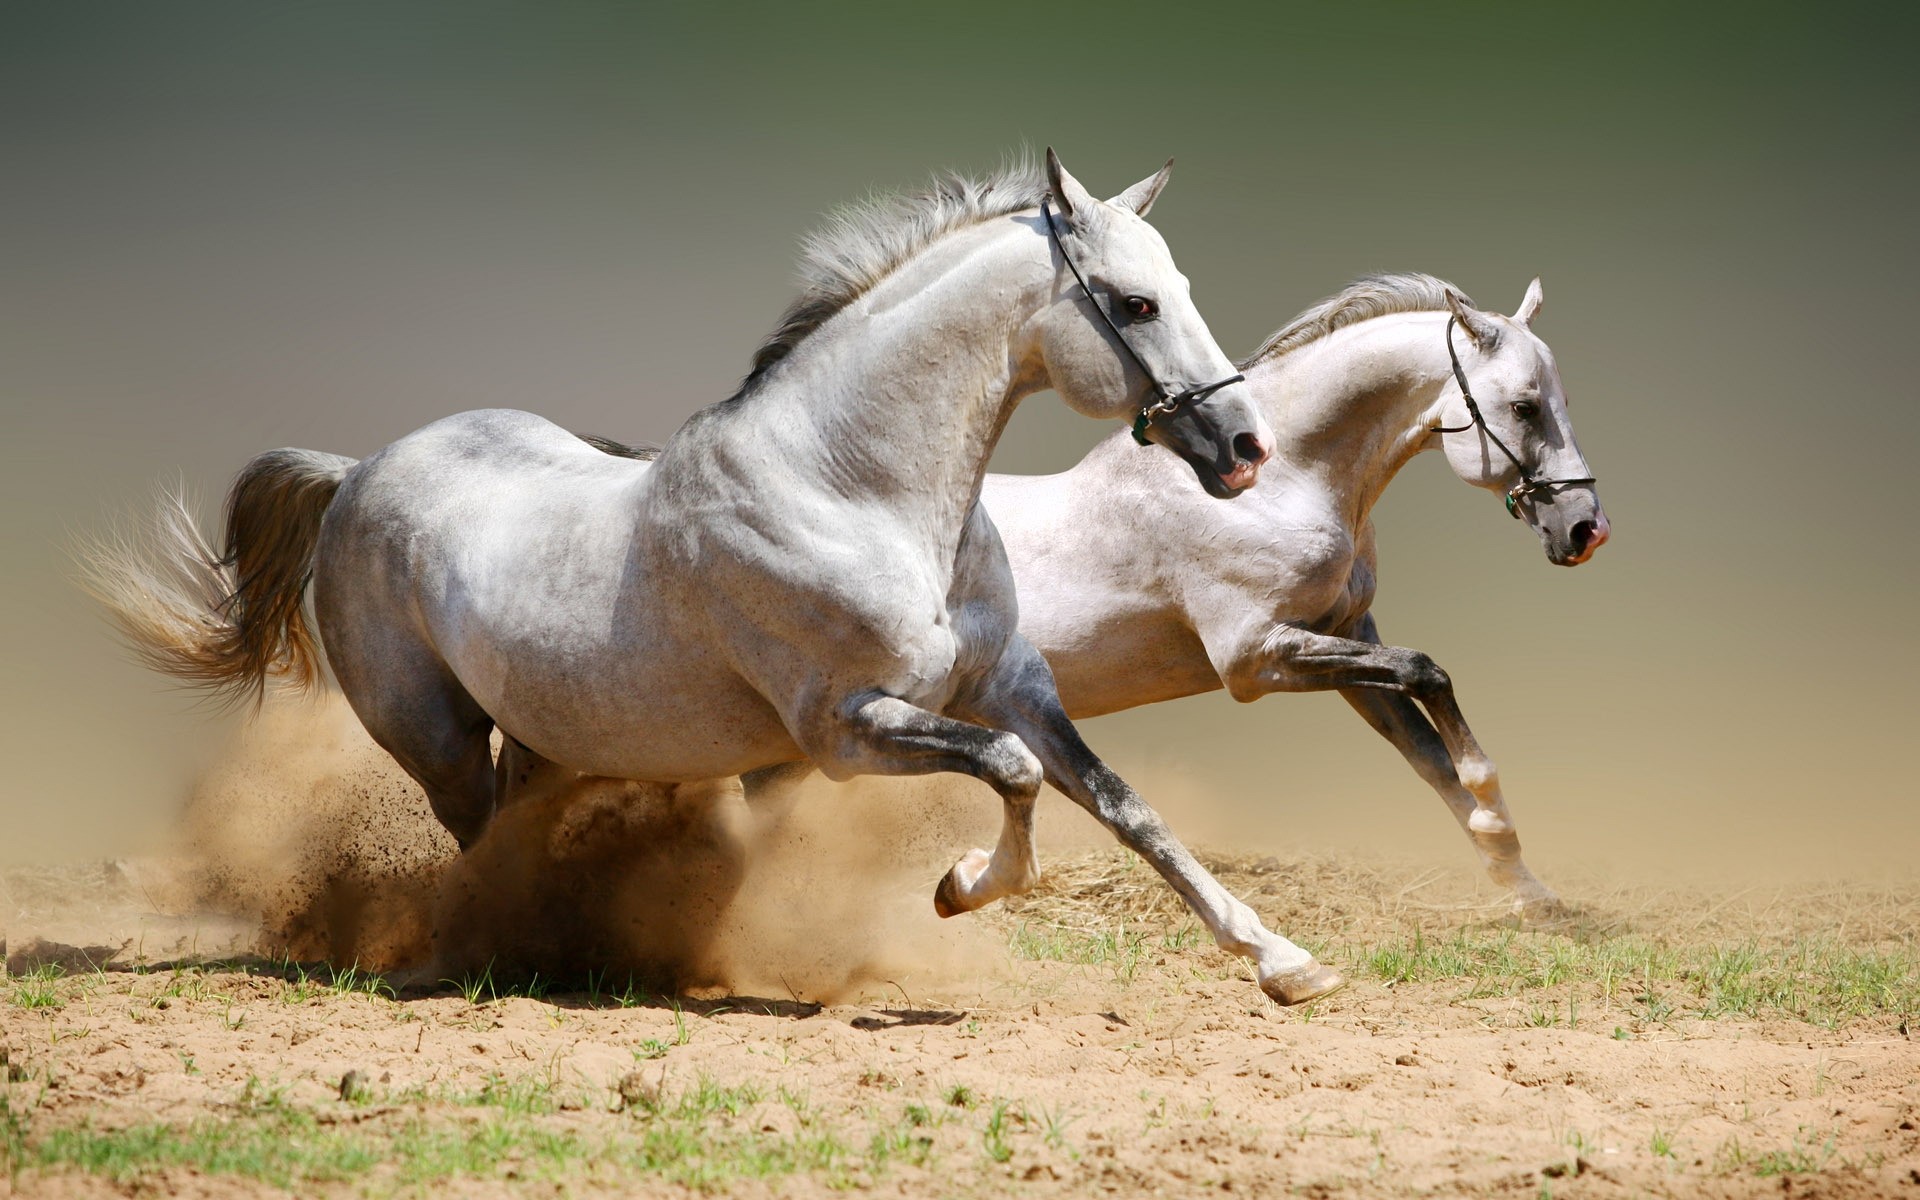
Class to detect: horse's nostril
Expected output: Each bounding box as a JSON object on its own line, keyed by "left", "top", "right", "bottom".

{"left": 1570, "top": 520, "right": 1595, "bottom": 552}
{"left": 1231, "top": 431, "right": 1268, "bottom": 467}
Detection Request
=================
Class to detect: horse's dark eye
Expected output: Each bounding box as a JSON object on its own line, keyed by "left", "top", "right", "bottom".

{"left": 1513, "top": 399, "right": 1540, "bottom": 420}
{"left": 1124, "top": 295, "right": 1158, "bottom": 320}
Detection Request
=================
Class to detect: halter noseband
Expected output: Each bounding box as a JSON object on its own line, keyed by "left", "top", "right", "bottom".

{"left": 1432, "top": 316, "right": 1596, "bottom": 518}
{"left": 1041, "top": 199, "right": 1245, "bottom": 446}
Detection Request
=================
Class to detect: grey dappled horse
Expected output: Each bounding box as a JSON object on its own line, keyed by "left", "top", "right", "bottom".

{"left": 89, "top": 153, "right": 1353, "bottom": 1005}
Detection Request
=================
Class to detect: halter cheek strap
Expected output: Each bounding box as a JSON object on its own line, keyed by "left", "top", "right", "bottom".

{"left": 1432, "top": 316, "right": 1596, "bottom": 518}
{"left": 1041, "top": 199, "right": 1244, "bottom": 446}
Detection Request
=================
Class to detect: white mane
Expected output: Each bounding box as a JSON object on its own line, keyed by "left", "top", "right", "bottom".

{"left": 740, "top": 160, "right": 1048, "bottom": 391}
{"left": 1239, "top": 273, "right": 1468, "bottom": 369}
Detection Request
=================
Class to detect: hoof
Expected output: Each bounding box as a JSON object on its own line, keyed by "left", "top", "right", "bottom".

{"left": 933, "top": 848, "right": 991, "bottom": 919}
{"left": 933, "top": 868, "right": 966, "bottom": 919}
{"left": 1261, "top": 960, "right": 1347, "bottom": 1007}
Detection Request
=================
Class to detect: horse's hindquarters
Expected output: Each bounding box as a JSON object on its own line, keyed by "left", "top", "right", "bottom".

{"left": 309, "top": 410, "right": 799, "bottom": 789}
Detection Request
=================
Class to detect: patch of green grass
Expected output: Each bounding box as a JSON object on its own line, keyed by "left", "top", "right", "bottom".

{"left": 2, "top": 1091, "right": 31, "bottom": 1175}
{"left": 233, "top": 1075, "right": 293, "bottom": 1116}
{"left": 10, "top": 965, "right": 64, "bottom": 1012}
{"left": 326, "top": 962, "right": 393, "bottom": 1001}
{"left": 29, "top": 1113, "right": 381, "bottom": 1190}
{"left": 443, "top": 960, "right": 498, "bottom": 1006}
{"left": 867, "top": 1117, "right": 936, "bottom": 1173}
{"left": 280, "top": 959, "right": 317, "bottom": 1005}
{"left": 671, "top": 1076, "right": 760, "bottom": 1121}
{"left": 1037, "top": 1101, "right": 1077, "bottom": 1150}
{"left": 1009, "top": 919, "right": 1201, "bottom": 983}
{"left": 1736, "top": 1127, "right": 1840, "bottom": 1177}
{"left": 13, "top": 1072, "right": 885, "bottom": 1193}
{"left": 1650, "top": 1126, "right": 1677, "bottom": 1160}
{"left": 469, "top": 1070, "right": 558, "bottom": 1117}
{"left": 981, "top": 1098, "right": 1015, "bottom": 1164}
{"left": 1352, "top": 928, "right": 1919, "bottom": 1028}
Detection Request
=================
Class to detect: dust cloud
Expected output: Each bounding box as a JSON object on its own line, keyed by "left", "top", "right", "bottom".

{"left": 169, "top": 697, "right": 1005, "bottom": 1002}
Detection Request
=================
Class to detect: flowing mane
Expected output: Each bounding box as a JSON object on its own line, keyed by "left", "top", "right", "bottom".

{"left": 737, "top": 159, "right": 1048, "bottom": 393}
{"left": 1238, "top": 273, "right": 1469, "bottom": 369}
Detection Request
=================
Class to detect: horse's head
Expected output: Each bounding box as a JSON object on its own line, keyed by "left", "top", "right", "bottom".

{"left": 1034, "top": 149, "right": 1271, "bottom": 498}
{"left": 1433, "top": 281, "right": 1609, "bottom": 566}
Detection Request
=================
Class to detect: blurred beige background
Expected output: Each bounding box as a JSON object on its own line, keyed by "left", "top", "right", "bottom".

{"left": 3, "top": 4, "right": 1914, "bottom": 880}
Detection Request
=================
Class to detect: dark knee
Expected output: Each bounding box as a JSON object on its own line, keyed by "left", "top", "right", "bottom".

{"left": 1403, "top": 652, "right": 1450, "bottom": 698}
{"left": 986, "top": 732, "right": 1044, "bottom": 798}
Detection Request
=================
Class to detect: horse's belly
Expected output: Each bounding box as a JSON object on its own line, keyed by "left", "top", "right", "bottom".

{"left": 1027, "top": 607, "right": 1222, "bottom": 719}
{"left": 441, "top": 589, "right": 804, "bottom": 781}
{"left": 502, "top": 671, "right": 801, "bottom": 782}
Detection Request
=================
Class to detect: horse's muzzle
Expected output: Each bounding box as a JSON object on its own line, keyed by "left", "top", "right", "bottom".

{"left": 1563, "top": 513, "right": 1611, "bottom": 565}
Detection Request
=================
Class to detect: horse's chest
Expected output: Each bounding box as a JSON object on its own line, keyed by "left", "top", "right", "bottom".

{"left": 1312, "top": 556, "right": 1378, "bottom": 636}
{"left": 1241, "top": 517, "right": 1367, "bottom": 633}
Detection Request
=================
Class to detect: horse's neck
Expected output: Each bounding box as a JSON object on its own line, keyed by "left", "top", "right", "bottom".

{"left": 749, "top": 219, "right": 1043, "bottom": 545}
{"left": 1252, "top": 312, "right": 1454, "bottom": 526}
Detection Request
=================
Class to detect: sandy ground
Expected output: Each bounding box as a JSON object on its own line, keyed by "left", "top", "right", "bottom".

{"left": 5, "top": 850, "right": 1919, "bottom": 1198}
{"left": 2, "top": 705, "right": 1917, "bottom": 1196}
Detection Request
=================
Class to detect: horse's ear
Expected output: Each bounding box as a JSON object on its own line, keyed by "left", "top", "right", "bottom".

{"left": 1515, "top": 277, "right": 1545, "bottom": 327}
{"left": 1045, "top": 147, "right": 1097, "bottom": 223}
{"left": 1445, "top": 289, "right": 1501, "bottom": 347}
{"left": 1110, "top": 159, "right": 1174, "bottom": 216}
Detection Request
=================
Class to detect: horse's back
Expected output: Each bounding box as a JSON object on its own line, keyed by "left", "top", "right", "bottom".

{"left": 313, "top": 409, "right": 798, "bottom": 780}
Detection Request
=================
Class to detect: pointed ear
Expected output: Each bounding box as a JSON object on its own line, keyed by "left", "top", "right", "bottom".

{"left": 1515, "top": 277, "right": 1544, "bottom": 327}
{"left": 1109, "top": 159, "right": 1174, "bottom": 216}
{"left": 1445, "top": 288, "right": 1501, "bottom": 348}
{"left": 1045, "top": 146, "right": 1097, "bottom": 222}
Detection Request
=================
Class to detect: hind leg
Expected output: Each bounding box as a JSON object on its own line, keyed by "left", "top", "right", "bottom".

{"left": 365, "top": 686, "right": 494, "bottom": 850}
{"left": 323, "top": 625, "right": 497, "bottom": 849}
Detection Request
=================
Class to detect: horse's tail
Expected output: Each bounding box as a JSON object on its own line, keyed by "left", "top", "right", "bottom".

{"left": 79, "top": 448, "right": 358, "bottom": 709}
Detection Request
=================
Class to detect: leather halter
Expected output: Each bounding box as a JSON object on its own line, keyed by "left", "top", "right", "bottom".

{"left": 1041, "top": 199, "right": 1245, "bottom": 446}
{"left": 1432, "top": 316, "right": 1596, "bottom": 518}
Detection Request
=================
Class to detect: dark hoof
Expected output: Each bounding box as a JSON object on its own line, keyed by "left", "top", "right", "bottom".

{"left": 1261, "top": 961, "right": 1346, "bottom": 1006}
{"left": 933, "top": 868, "right": 966, "bottom": 919}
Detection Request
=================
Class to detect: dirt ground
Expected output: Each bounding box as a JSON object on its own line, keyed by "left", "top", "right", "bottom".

{"left": 3, "top": 708, "right": 1918, "bottom": 1197}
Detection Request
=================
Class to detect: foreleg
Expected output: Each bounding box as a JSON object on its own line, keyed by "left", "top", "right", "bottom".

{"left": 811, "top": 693, "right": 1043, "bottom": 916}
{"left": 961, "top": 638, "right": 1344, "bottom": 1005}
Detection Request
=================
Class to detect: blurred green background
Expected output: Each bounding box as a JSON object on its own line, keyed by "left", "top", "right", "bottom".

{"left": 3, "top": 3, "right": 1915, "bottom": 878}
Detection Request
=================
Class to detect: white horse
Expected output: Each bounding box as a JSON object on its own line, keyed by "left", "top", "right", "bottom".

{"left": 989, "top": 275, "right": 1609, "bottom": 919}
{"left": 89, "top": 152, "right": 1352, "bottom": 1005}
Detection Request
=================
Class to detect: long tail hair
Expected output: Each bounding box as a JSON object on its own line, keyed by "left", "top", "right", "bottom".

{"left": 79, "top": 448, "right": 357, "bottom": 709}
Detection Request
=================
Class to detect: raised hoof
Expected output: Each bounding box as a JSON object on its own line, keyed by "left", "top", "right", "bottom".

{"left": 1261, "top": 961, "right": 1347, "bottom": 1007}
{"left": 932, "top": 848, "right": 991, "bottom": 919}
{"left": 932, "top": 867, "right": 967, "bottom": 919}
